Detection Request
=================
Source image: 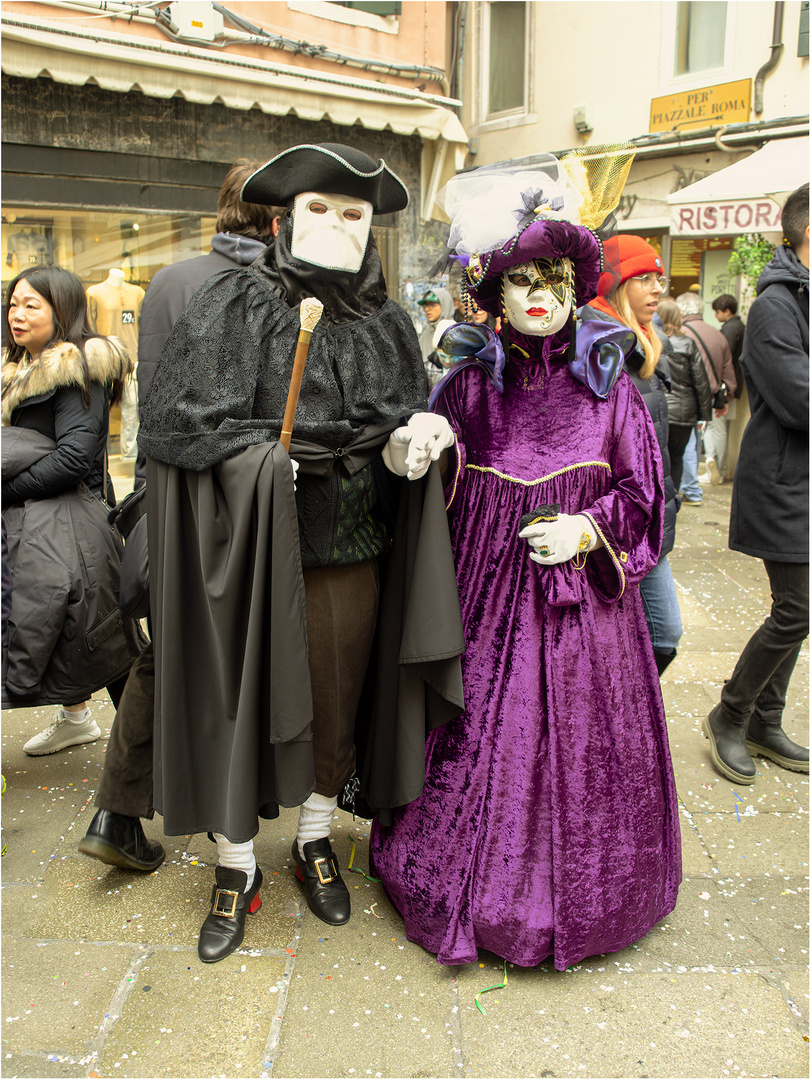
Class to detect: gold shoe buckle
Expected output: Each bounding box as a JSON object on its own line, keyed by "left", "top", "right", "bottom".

{"left": 314, "top": 856, "right": 336, "bottom": 885}
{"left": 212, "top": 888, "right": 239, "bottom": 918}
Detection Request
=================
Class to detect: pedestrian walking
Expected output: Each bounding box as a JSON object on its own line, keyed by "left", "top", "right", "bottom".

{"left": 80, "top": 159, "right": 284, "bottom": 875}
{"left": 676, "top": 292, "right": 737, "bottom": 486}
{"left": 703, "top": 183, "right": 809, "bottom": 783}
{"left": 657, "top": 297, "right": 712, "bottom": 492}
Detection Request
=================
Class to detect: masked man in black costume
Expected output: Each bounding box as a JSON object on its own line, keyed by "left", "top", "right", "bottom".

{"left": 138, "top": 143, "right": 463, "bottom": 964}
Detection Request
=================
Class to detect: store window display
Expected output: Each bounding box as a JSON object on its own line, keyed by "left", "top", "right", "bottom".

{"left": 87, "top": 269, "right": 145, "bottom": 458}
{"left": 2, "top": 208, "right": 216, "bottom": 448}
{"left": 6, "top": 223, "right": 53, "bottom": 269}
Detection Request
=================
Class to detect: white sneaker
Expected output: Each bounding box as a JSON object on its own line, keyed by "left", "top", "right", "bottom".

{"left": 698, "top": 472, "right": 712, "bottom": 484}
{"left": 23, "top": 708, "right": 101, "bottom": 756}
{"left": 706, "top": 459, "right": 722, "bottom": 485}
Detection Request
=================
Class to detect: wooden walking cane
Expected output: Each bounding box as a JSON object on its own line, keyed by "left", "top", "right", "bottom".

{"left": 280, "top": 297, "right": 324, "bottom": 451}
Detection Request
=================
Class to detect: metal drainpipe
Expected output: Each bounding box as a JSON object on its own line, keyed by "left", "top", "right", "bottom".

{"left": 454, "top": 2, "right": 466, "bottom": 111}
{"left": 754, "top": 1, "right": 785, "bottom": 115}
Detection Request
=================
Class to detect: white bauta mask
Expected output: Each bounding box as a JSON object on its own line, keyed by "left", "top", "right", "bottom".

{"left": 502, "top": 257, "right": 574, "bottom": 336}
{"left": 291, "top": 191, "right": 373, "bottom": 273}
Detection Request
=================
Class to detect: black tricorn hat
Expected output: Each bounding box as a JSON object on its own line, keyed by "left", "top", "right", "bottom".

{"left": 241, "top": 142, "right": 409, "bottom": 214}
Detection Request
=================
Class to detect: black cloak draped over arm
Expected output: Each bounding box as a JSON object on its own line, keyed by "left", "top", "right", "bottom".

{"left": 147, "top": 443, "right": 316, "bottom": 841}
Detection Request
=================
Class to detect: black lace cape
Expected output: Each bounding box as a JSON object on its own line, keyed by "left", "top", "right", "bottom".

{"left": 139, "top": 247, "right": 427, "bottom": 470}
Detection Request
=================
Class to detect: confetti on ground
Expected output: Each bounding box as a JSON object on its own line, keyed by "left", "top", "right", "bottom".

{"left": 475, "top": 959, "right": 508, "bottom": 1016}
{"left": 348, "top": 837, "right": 381, "bottom": 882}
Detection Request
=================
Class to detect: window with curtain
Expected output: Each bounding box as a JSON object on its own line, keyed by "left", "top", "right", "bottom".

{"left": 674, "top": 1, "right": 727, "bottom": 75}
{"left": 487, "top": 1, "right": 526, "bottom": 115}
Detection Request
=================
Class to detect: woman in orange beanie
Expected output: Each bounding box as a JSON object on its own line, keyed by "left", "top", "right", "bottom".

{"left": 579, "top": 234, "right": 683, "bottom": 676}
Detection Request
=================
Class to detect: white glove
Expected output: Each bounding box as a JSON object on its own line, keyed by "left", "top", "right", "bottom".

{"left": 519, "top": 513, "right": 597, "bottom": 566}
{"left": 382, "top": 412, "right": 454, "bottom": 480}
{"left": 290, "top": 457, "right": 299, "bottom": 492}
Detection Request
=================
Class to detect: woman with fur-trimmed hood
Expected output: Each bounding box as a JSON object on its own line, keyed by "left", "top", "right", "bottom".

{"left": 2, "top": 266, "right": 146, "bottom": 741}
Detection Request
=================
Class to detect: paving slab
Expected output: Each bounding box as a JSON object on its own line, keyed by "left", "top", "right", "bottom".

{"left": 451, "top": 966, "right": 809, "bottom": 1079}
{"left": 95, "top": 950, "right": 288, "bottom": 1079}
{"left": 689, "top": 811, "right": 809, "bottom": 877}
{"left": 1, "top": 939, "right": 134, "bottom": 1058}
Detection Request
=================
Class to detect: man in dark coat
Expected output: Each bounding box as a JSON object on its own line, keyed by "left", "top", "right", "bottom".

{"left": 711, "top": 292, "right": 745, "bottom": 399}
{"left": 703, "top": 183, "right": 809, "bottom": 786}
{"left": 137, "top": 143, "right": 463, "bottom": 963}
{"left": 676, "top": 292, "right": 737, "bottom": 486}
{"left": 135, "top": 159, "right": 283, "bottom": 487}
{"left": 79, "top": 161, "right": 283, "bottom": 875}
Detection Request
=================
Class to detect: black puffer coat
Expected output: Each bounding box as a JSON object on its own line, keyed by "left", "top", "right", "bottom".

{"left": 2, "top": 429, "right": 146, "bottom": 707}
{"left": 2, "top": 337, "right": 145, "bottom": 705}
{"left": 663, "top": 333, "right": 713, "bottom": 426}
{"left": 580, "top": 303, "right": 679, "bottom": 557}
{"left": 1, "top": 338, "right": 129, "bottom": 506}
{"left": 730, "top": 245, "right": 808, "bottom": 562}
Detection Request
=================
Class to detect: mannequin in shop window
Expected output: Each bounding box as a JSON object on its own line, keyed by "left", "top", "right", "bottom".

{"left": 87, "top": 269, "right": 144, "bottom": 460}
{"left": 6, "top": 226, "right": 53, "bottom": 269}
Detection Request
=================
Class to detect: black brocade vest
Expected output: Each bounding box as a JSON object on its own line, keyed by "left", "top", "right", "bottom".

{"left": 296, "top": 460, "right": 389, "bottom": 569}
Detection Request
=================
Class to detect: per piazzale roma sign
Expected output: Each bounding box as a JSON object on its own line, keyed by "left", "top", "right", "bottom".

{"left": 650, "top": 78, "right": 751, "bottom": 133}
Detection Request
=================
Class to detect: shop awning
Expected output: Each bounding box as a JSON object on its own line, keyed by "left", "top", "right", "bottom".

{"left": 667, "top": 135, "right": 809, "bottom": 236}
{"left": 1, "top": 15, "right": 469, "bottom": 220}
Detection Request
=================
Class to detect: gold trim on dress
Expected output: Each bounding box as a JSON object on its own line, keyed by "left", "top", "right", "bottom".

{"left": 445, "top": 431, "right": 463, "bottom": 511}
{"left": 466, "top": 461, "right": 612, "bottom": 487}
{"left": 581, "top": 511, "right": 626, "bottom": 598}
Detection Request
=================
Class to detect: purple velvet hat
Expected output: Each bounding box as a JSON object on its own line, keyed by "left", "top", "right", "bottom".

{"left": 463, "top": 218, "right": 602, "bottom": 319}
{"left": 436, "top": 148, "right": 636, "bottom": 320}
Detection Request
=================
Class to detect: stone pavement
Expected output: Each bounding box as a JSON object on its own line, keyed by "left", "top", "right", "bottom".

{"left": 2, "top": 480, "right": 808, "bottom": 1079}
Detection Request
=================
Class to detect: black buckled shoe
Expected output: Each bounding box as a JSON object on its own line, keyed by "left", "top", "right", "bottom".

{"left": 702, "top": 703, "right": 756, "bottom": 784}
{"left": 198, "top": 865, "right": 263, "bottom": 964}
{"left": 291, "top": 838, "right": 350, "bottom": 925}
{"left": 78, "top": 809, "right": 165, "bottom": 871}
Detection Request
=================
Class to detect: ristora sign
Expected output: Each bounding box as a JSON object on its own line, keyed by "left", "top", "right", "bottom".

{"left": 670, "top": 198, "right": 783, "bottom": 236}
{"left": 650, "top": 79, "right": 751, "bottom": 133}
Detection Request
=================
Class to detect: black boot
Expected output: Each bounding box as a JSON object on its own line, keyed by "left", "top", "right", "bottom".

{"left": 746, "top": 712, "right": 809, "bottom": 773}
{"left": 78, "top": 809, "right": 165, "bottom": 871}
{"left": 702, "top": 703, "right": 756, "bottom": 784}
{"left": 198, "top": 865, "right": 263, "bottom": 964}
{"left": 654, "top": 648, "right": 677, "bottom": 676}
{"left": 291, "top": 838, "right": 350, "bottom": 925}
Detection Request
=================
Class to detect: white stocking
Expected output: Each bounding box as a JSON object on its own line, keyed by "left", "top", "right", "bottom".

{"left": 213, "top": 833, "right": 255, "bottom": 892}
{"left": 297, "top": 793, "right": 338, "bottom": 857}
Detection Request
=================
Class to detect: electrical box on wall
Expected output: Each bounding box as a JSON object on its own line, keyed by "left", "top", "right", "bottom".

{"left": 573, "top": 105, "right": 593, "bottom": 134}
{"left": 167, "top": 3, "right": 224, "bottom": 43}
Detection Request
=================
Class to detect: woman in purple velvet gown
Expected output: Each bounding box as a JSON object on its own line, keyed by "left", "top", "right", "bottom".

{"left": 370, "top": 152, "right": 682, "bottom": 970}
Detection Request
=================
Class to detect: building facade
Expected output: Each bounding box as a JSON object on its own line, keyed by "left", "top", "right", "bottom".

{"left": 456, "top": 0, "right": 809, "bottom": 473}
{"left": 1, "top": 0, "right": 467, "bottom": 304}
{"left": 459, "top": 0, "right": 807, "bottom": 310}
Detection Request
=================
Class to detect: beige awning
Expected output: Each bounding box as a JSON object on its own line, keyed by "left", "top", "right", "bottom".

{"left": 667, "top": 136, "right": 808, "bottom": 236}
{"left": 1, "top": 15, "right": 469, "bottom": 219}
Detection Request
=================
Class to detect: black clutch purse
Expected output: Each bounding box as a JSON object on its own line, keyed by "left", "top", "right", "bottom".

{"left": 519, "top": 503, "right": 560, "bottom": 531}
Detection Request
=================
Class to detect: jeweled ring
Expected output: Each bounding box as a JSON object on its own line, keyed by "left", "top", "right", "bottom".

{"left": 538, "top": 547, "right": 550, "bottom": 558}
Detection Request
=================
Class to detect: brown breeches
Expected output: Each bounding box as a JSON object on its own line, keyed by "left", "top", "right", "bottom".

{"left": 96, "top": 559, "right": 379, "bottom": 815}
{"left": 303, "top": 559, "right": 379, "bottom": 798}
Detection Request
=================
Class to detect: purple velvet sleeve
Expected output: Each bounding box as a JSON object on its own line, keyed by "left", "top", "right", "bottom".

{"left": 581, "top": 379, "right": 665, "bottom": 602}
